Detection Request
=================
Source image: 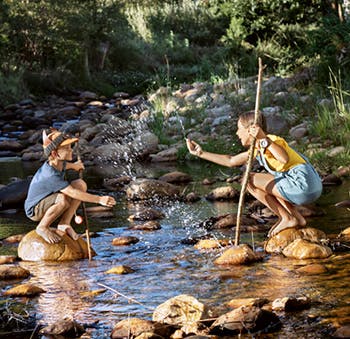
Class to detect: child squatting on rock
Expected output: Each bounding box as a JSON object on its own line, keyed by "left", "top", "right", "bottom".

{"left": 186, "top": 111, "right": 323, "bottom": 237}
{"left": 24, "top": 128, "right": 116, "bottom": 244}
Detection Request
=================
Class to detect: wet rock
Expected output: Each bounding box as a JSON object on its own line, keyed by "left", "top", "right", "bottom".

{"left": 214, "top": 244, "right": 263, "bottom": 265}
{"left": 153, "top": 295, "right": 205, "bottom": 327}
{"left": 40, "top": 318, "right": 85, "bottom": 337}
{"left": 272, "top": 296, "right": 311, "bottom": 312}
{"left": 112, "top": 236, "right": 139, "bottom": 246}
{"left": 199, "top": 213, "right": 263, "bottom": 231}
{"left": 339, "top": 227, "right": 350, "bottom": 239}
{"left": 126, "top": 179, "right": 180, "bottom": 200}
{"left": 3, "top": 234, "right": 25, "bottom": 243}
{"left": 105, "top": 265, "right": 135, "bottom": 274}
{"left": 18, "top": 230, "right": 95, "bottom": 261}
{"left": 128, "top": 208, "right": 165, "bottom": 221}
{"left": 194, "top": 238, "right": 231, "bottom": 250}
{"left": 205, "top": 186, "right": 239, "bottom": 201}
{"left": 210, "top": 305, "right": 281, "bottom": 335}
{"left": 103, "top": 176, "right": 132, "bottom": 191}
{"left": 184, "top": 192, "right": 201, "bottom": 203}
{"left": 264, "top": 227, "right": 327, "bottom": 254}
{"left": 111, "top": 318, "right": 174, "bottom": 339}
{"left": 158, "top": 171, "right": 192, "bottom": 184}
{"left": 333, "top": 325, "right": 350, "bottom": 338}
{"left": 150, "top": 146, "right": 180, "bottom": 162}
{"left": 3, "top": 283, "right": 45, "bottom": 297}
{"left": 0, "top": 265, "right": 30, "bottom": 280}
{"left": 0, "top": 255, "right": 17, "bottom": 265}
{"left": 0, "top": 140, "right": 25, "bottom": 152}
{"left": 282, "top": 238, "right": 332, "bottom": 259}
{"left": 322, "top": 174, "right": 342, "bottom": 186}
{"left": 227, "top": 298, "right": 269, "bottom": 309}
{"left": 296, "top": 263, "right": 328, "bottom": 275}
{"left": 129, "top": 221, "right": 161, "bottom": 231}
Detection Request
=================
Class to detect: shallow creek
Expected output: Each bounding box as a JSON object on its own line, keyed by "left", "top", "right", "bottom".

{"left": 0, "top": 158, "right": 349, "bottom": 338}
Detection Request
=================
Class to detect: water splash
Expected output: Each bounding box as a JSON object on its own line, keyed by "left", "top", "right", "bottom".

{"left": 175, "top": 110, "right": 187, "bottom": 140}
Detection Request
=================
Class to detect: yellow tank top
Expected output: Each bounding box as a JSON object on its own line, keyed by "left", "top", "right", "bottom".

{"left": 255, "top": 135, "right": 306, "bottom": 172}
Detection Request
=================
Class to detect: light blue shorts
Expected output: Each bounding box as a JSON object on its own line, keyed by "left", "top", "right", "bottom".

{"left": 274, "top": 163, "right": 323, "bottom": 205}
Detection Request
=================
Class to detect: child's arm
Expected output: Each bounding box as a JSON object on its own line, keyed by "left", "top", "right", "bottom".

{"left": 66, "top": 160, "right": 85, "bottom": 172}
{"left": 186, "top": 138, "right": 249, "bottom": 168}
{"left": 249, "top": 125, "right": 289, "bottom": 164}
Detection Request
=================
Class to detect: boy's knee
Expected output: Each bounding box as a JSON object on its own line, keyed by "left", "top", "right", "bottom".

{"left": 71, "top": 179, "right": 87, "bottom": 192}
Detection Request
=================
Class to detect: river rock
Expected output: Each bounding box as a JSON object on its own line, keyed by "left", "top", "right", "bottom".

{"left": 205, "top": 186, "right": 239, "bottom": 201}
{"left": 272, "top": 296, "right": 311, "bottom": 311}
{"left": 210, "top": 305, "right": 281, "bottom": 335}
{"left": 158, "top": 171, "right": 192, "bottom": 184}
{"left": 40, "top": 319, "right": 85, "bottom": 336}
{"left": 264, "top": 227, "right": 328, "bottom": 254}
{"left": 153, "top": 294, "right": 205, "bottom": 326}
{"left": 18, "top": 230, "right": 95, "bottom": 261}
{"left": 126, "top": 179, "right": 180, "bottom": 200}
{"left": 282, "top": 238, "right": 332, "bottom": 259}
{"left": 150, "top": 146, "right": 179, "bottom": 162}
{"left": 105, "top": 265, "right": 134, "bottom": 274}
{"left": 296, "top": 263, "right": 328, "bottom": 275}
{"left": 128, "top": 208, "right": 165, "bottom": 221}
{"left": 227, "top": 298, "right": 269, "bottom": 309}
{"left": 129, "top": 221, "right": 161, "bottom": 231}
{"left": 112, "top": 236, "right": 139, "bottom": 246}
{"left": 214, "top": 244, "right": 262, "bottom": 265}
{"left": 0, "top": 265, "right": 30, "bottom": 280}
{"left": 3, "top": 283, "right": 45, "bottom": 297}
{"left": 0, "top": 255, "right": 17, "bottom": 265}
{"left": 111, "top": 318, "right": 174, "bottom": 339}
{"left": 194, "top": 238, "right": 230, "bottom": 250}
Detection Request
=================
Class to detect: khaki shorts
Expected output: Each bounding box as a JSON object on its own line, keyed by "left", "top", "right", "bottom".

{"left": 30, "top": 193, "right": 59, "bottom": 222}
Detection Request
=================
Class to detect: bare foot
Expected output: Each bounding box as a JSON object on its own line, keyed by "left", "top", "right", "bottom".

{"left": 268, "top": 217, "right": 299, "bottom": 238}
{"left": 57, "top": 224, "right": 80, "bottom": 241}
{"left": 36, "top": 226, "right": 61, "bottom": 244}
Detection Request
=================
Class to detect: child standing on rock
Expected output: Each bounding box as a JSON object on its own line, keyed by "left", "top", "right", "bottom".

{"left": 186, "top": 111, "right": 322, "bottom": 237}
{"left": 25, "top": 128, "right": 116, "bottom": 244}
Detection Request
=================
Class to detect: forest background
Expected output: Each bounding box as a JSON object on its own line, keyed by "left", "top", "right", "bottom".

{"left": 1, "top": 0, "right": 350, "bottom": 170}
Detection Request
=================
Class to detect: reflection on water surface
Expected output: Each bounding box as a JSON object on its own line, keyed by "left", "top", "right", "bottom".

{"left": 0, "top": 159, "right": 350, "bottom": 338}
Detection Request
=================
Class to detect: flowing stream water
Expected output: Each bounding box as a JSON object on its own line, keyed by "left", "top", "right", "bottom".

{"left": 0, "top": 157, "right": 350, "bottom": 338}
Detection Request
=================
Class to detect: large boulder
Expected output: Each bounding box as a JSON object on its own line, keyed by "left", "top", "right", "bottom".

{"left": 264, "top": 227, "right": 327, "bottom": 254}
{"left": 18, "top": 230, "right": 95, "bottom": 261}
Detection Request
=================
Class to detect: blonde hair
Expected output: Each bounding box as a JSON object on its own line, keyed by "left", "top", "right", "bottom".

{"left": 238, "top": 110, "right": 266, "bottom": 130}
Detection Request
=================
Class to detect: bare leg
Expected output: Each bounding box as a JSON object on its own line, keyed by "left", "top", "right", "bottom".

{"left": 36, "top": 195, "right": 69, "bottom": 244}
{"left": 247, "top": 173, "right": 300, "bottom": 237}
{"left": 58, "top": 179, "right": 87, "bottom": 241}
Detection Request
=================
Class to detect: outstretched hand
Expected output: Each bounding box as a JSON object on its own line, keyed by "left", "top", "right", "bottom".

{"left": 186, "top": 138, "right": 203, "bottom": 156}
{"left": 99, "top": 195, "right": 116, "bottom": 208}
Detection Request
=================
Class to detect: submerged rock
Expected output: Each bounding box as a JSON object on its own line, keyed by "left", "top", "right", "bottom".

{"left": 18, "top": 230, "right": 95, "bottom": 261}
{"left": 0, "top": 265, "right": 30, "bottom": 280}
{"left": 3, "top": 283, "right": 45, "bottom": 297}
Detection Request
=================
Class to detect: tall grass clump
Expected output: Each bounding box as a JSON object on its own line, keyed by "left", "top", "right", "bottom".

{"left": 312, "top": 69, "right": 350, "bottom": 147}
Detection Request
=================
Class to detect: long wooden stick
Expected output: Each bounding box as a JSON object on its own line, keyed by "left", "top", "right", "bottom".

{"left": 234, "top": 58, "right": 264, "bottom": 246}
{"left": 75, "top": 140, "right": 92, "bottom": 261}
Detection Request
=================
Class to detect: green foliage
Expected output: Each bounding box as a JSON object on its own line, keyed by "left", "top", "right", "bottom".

{"left": 0, "top": 70, "right": 28, "bottom": 107}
